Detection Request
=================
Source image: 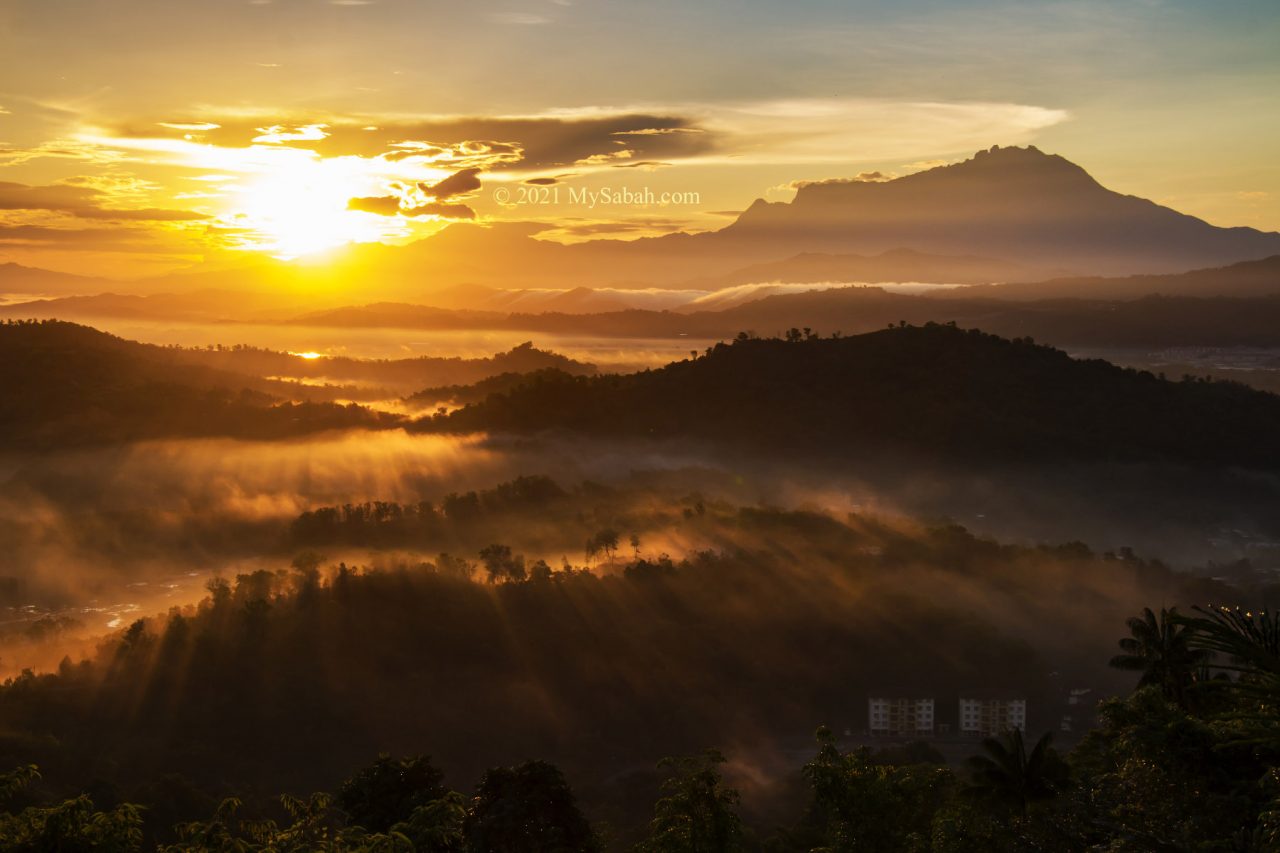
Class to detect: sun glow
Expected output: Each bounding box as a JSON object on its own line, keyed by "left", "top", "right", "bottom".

{"left": 230, "top": 156, "right": 407, "bottom": 259}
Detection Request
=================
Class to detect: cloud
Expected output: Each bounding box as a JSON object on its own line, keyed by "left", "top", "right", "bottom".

{"left": 524, "top": 177, "right": 560, "bottom": 186}
{"left": 108, "top": 98, "right": 1067, "bottom": 179}
{"left": 612, "top": 160, "right": 672, "bottom": 170}
{"left": 424, "top": 167, "right": 482, "bottom": 199}
{"left": 694, "top": 98, "right": 1069, "bottom": 165}
{"left": 575, "top": 149, "right": 635, "bottom": 166}
{"left": 532, "top": 216, "right": 695, "bottom": 239}
{"left": 793, "top": 171, "right": 893, "bottom": 189}
{"left": 0, "top": 181, "right": 208, "bottom": 221}
{"left": 402, "top": 201, "right": 475, "bottom": 219}
{"left": 253, "top": 123, "right": 329, "bottom": 144}
{"left": 117, "top": 112, "right": 716, "bottom": 172}
{"left": 348, "top": 167, "right": 483, "bottom": 220}
{"left": 379, "top": 140, "right": 523, "bottom": 170}
{"left": 0, "top": 139, "right": 127, "bottom": 168}
{"left": 348, "top": 192, "right": 476, "bottom": 221}
{"left": 158, "top": 121, "right": 221, "bottom": 132}
{"left": 347, "top": 196, "right": 402, "bottom": 216}
{"left": 489, "top": 12, "right": 550, "bottom": 24}
{"left": 613, "top": 127, "right": 705, "bottom": 137}
{"left": 0, "top": 223, "right": 176, "bottom": 250}
{"left": 680, "top": 281, "right": 843, "bottom": 311}
{"left": 903, "top": 158, "right": 953, "bottom": 171}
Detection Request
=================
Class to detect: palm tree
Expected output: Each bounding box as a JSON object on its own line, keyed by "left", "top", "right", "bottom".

{"left": 1180, "top": 605, "right": 1280, "bottom": 681}
{"left": 966, "top": 729, "right": 1067, "bottom": 818}
{"left": 1109, "top": 607, "right": 1210, "bottom": 707}
{"left": 1177, "top": 606, "right": 1280, "bottom": 747}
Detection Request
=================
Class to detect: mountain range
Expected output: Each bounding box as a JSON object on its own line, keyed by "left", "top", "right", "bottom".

{"left": 712, "top": 146, "right": 1280, "bottom": 276}
{"left": 5, "top": 146, "right": 1280, "bottom": 303}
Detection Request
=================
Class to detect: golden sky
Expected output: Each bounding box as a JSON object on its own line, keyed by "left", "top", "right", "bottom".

{"left": 1, "top": 0, "right": 1277, "bottom": 278}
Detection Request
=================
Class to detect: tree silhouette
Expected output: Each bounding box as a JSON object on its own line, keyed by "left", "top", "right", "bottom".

{"left": 965, "top": 729, "right": 1068, "bottom": 818}
{"left": 338, "top": 754, "right": 448, "bottom": 834}
{"left": 465, "top": 761, "right": 599, "bottom": 853}
{"left": 801, "top": 727, "right": 952, "bottom": 852}
{"left": 1109, "top": 607, "right": 1210, "bottom": 708}
{"left": 636, "top": 750, "right": 743, "bottom": 853}
{"left": 1178, "top": 606, "right": 1280, "bottom": 745}
{"left": 585, "top": 529, "right": 619, "bottom": 568}
{"left": 478, "top": 544, "right": 526, "bottom": 583}
{"left": 1180, "top": 605, "right": 1280, "bottom": 680}
{"left": 0, "top": 764, "right": 144, "bottom": 851}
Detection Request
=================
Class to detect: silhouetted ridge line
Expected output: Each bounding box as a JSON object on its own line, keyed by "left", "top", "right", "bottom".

{"left": 422, "top": 324, "right": 1280, "bottom": 468}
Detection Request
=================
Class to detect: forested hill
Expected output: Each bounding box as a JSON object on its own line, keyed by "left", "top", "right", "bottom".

{"left": 0, "top": 320, "right": 398, "bottom": 448}
{"left": 426, "top": 324, "right": 1280, "bottom": 469}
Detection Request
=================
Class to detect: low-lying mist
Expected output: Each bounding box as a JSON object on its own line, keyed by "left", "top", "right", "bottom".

{"left": 2, "top": 424, "right": 1277, "bottom": 678}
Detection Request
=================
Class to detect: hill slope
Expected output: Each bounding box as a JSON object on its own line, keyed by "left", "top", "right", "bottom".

{"left": 0, "top": 321, "right": 397, "bottom": 448}
{"left": 971, "top": 254, "right": 1280, "bottom": 301}
{"left": 425, "top": 324, "right": 1280, "bottom": 468}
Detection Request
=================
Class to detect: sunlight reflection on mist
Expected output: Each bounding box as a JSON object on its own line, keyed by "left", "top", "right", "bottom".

{"left": 40, "top": 316, "right": 713, "bottom": 371}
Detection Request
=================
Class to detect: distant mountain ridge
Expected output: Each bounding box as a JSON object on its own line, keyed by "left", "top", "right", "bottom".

{"left": 681, "top": 248, "right": 1062, "bottom": 291}
{"left": 382, "top": 146, "right": 1280, "bottom": 284}
{"left": 5, "top": 146, "right": 1278, "bottom": 298}
{"left": 969, "top": 254, "right": 1280, "bottom": 301}
{"left": 717, "top": 146, "right": 1280, "bottom": 275}
{"left": 0, "top": 262, "right": 117, "bottom": 297}
{"left": 265, "top": 252, "right": 1280, "bottom": 349}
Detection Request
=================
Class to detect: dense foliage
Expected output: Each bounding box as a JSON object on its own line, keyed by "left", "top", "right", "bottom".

{"left": 7, "top": 621, "right": 1280, "bottom": 853}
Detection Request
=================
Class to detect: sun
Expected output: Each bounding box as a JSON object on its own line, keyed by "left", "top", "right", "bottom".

{"left": 231, "top": 156, "right": 405, "bottom": 259}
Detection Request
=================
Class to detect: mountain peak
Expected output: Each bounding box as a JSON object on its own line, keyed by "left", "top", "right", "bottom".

{"left": 715, "top": 144, "right": 1280, "bottom": 275}
{"left": 890, "top": 144, "right": 1100, "bottom": 193}
{"left": 965, "top": 143, "right": 1091, "bottom": 173}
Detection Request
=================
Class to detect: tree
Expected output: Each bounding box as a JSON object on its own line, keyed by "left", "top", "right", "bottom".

{"left": 338, "top": 754, "right": 449, "bottom": 834}
{"left": 0, "top": 765, "right": 144, "bottom": 852}
{"left": 387, "top": 792, "right": 466, "bottom": 853}
{"left": 478, "top": 544, "right": 526, "bottom": 583}
{"left": 584, "top": 529, "right": 619, "bottom": 568}
{"left": 1178, "top": 605, "right": 1280, "bottom": 747}
{"left": 636, "top": 750, "right": 743, "bottom": 853}
{"left": 1180, "top": 605, "right": 1280, "bottom": 683}
{"left": 435, "top": 552, "right": 475, "bottom": 582}
{"left": 1109, "top": 607, "right": 1210, "bottom": 708}
{"left": 802, "top": 728, "right": 952, "bottom": 852}
{"left": 465, "top": 761, "right": 599, "bottom": 853}
{"left": 1070, "top": 686, "right": 1256, "bottom": 849}
{"left": 528, "top": 559, "right": 553, "bottom": 582}
{"left": 965, "top": 729, "right": 1068, "bottom": 818}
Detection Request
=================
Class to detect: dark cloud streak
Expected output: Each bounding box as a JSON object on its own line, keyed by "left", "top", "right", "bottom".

{"left": 125, "top": 113, "right": 719, "bottom": 170}
{"left": 0, "top": 181, "right": 208, "bottom": 221}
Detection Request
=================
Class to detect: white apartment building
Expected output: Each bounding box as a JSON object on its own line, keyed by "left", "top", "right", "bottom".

{"left": 868, "top": 693, "right": 935, "bottom": 736}
{"left": 958, "top": 690, "right": 1026, "bottom": 736}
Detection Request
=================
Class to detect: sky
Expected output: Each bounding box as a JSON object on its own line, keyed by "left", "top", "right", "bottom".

{"left": 0, "top": 0, "right": 1277, "bottom": 277}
